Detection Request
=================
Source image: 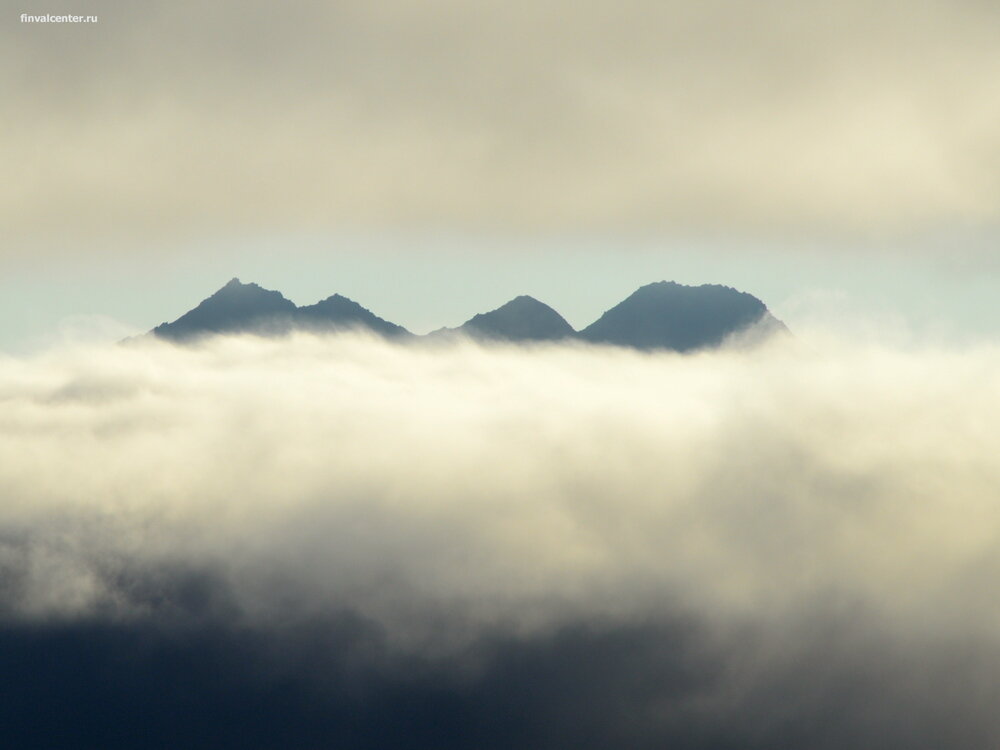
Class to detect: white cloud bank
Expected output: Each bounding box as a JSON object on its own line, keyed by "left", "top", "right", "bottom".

{"left": 1, "top": 332, "right": 999, "bottom": 648}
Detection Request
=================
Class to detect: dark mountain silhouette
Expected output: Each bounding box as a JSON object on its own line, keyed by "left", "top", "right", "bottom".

{"left": 578, "top": 281, "right": 786, "bottom": 352}
{"left": 152, "top": 278, "right": 298, "bottom": 341}
{"left": 432, "top": 296, "right": 575, "bottom": 342}
{"left": 296, "top": 294, "right": 409, "bottom": 338}
{"left": 151, "top": 279, "right": 409, "bottom": 341}
{"left": 148, "top": 278, "right": 786, "bottom": 350}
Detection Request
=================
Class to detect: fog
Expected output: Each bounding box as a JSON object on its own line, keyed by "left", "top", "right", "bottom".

{"left": 1, "top": 331, "right": 999, "bottom": 745}
{"left": 6, "top": 0, "right": 1000, "bottom": 246}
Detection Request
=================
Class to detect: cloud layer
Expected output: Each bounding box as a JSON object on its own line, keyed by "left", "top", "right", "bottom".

{"left": 2, "top": 332, "right": 1000, "bottom": 746}
{"left": 5, "top": 0, "right": 1000, "bottom": 249}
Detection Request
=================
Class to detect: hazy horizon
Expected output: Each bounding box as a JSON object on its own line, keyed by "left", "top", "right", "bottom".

{"left": 3, "top": 230, "right": 998, "bottom": 354}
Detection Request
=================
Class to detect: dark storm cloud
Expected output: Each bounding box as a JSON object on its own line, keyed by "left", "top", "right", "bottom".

{"left": 4, "top": 575, "right": 1000, "bottom": 748}
{"left": 4, "top": 0, "right": 1000, "bottom": 249}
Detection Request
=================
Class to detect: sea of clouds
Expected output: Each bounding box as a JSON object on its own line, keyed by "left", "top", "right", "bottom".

{"left": 2, "top": 331, "right": 999, "bottom": 747}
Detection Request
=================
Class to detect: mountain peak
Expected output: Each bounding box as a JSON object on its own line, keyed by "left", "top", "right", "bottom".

{"left": 208, "top": 277, "right": 276, "bottom": 298}
{"left": 152, "top": 279, "right": 297, "bottom": 341}
{"left": 151, "top": 279, "right": 410, "bottom": 341}
{"left": 503, "top": 295, "right": 546, "bottom": 309}
{"left": 148, "top": 277, "right": 785, "bottom": 350}
{"left": 579, "top": 280, "right": 782, "bottom": 351}
{"left": 459, "top": 295, "right": 575, "bottom": 342}
{"left": 296, "top": 294, "right": 410, "bottom": 337}
{"left": 635, "top": 280, "right": 739, "bottom": 296}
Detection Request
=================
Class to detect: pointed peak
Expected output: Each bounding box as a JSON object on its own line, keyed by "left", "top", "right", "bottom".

{"left": 495, "top": 295, "right": 545, "bottom": 310}
{"left": 316, "top": 293, "right": 351, "bottom": 303}
{"left": 295, "top": 293, "right": 410, "bottom": 337}
{"left": 460, "top": 294, "right": 575, "bottom": 341}
{"left": 302, "top": 293, "right": 364, "bottom": 311}
{"left": 213, "top": 278, "right": 257, "bottom": 295}
{"left": 212, "top": 277, "right": 256, "bottom": 295}
{"left": 209, "top": 278, "right": 280, "bottom": 299}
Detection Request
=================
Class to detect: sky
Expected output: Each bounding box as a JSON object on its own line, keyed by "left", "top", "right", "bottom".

{"left": 2, "top": 0, "right": 999, "bottom": 351}
{"left": 2, "top": 230, "right": 1000, "bottom": 353}
{"left": 4, "top": 4, "right": 1000, "bottom": 745}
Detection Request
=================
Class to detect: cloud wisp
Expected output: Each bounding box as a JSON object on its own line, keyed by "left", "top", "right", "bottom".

{"left": 2, "top": 332, "right": 1000, "bottom": 747}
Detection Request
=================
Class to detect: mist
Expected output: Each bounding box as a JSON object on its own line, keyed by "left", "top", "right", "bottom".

{"left": 1, "top": 331, "right": 999, "bottom": 746}
{"left": 6, "top": 0, "right": 1000, "bottom": 247}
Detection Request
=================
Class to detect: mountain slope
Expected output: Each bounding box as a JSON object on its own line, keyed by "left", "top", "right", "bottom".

{"left": 151, "top": 279, "right": 409, "bottom": 341}
{"left": 295, "top": 294, "right": 410, "bottom": 337}
{"left": 579, "top": 281, "right": 786, "bottom": 352}
{"left": 432, "top": 296, "right": 575, "bottom": 342}
{"left": 151, "top": 278, "right": 297, "bottom": 341}
{"left": 148, "top": 278, "right": 786, "bottom": 350}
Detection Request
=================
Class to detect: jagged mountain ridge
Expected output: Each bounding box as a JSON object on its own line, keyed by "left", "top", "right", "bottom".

{"left": 152, "top": 278, "right": 297, "bottom": 340}
{"left": 149, "top": 278, "right": 786, "bottom": 350}
{"left": 152, "top": 278, "right": 409, "bottom": 341}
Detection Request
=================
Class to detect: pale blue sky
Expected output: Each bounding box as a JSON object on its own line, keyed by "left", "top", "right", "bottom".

{"left": 2, "top": 230, "right": 996, "bottom": 353}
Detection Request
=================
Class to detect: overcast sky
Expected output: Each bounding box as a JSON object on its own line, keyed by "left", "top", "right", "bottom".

{"left": 2, "top": 0, "right": 998, "bottom": 349}
{"left": 4, "top": 6, "right": 1000, "bottom": 742}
